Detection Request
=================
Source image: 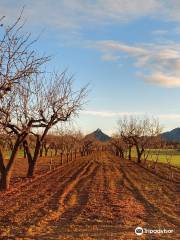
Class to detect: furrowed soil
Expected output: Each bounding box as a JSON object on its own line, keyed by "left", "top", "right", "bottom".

{"left": 0, "top": 152, "right": 179, "bottom": 240}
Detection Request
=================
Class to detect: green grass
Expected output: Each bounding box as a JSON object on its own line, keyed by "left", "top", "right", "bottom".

{"left": 129, "top": 148, "right": 180, "bottom": 167}
{"left": 3, "top": 147, "right": 180, "bottom": 167}
{"left": 3, "top": 149, "right": 25, "bottom": 158}
{"left": 3, "top": 149, "right": 57, "bottom": 159}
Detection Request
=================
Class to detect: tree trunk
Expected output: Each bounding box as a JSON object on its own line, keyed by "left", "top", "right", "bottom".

{"left": 27, "top": 160, "right": 36, "bottom": 177}
{"left": 137, "top": 155, "right": 141, "bottom": 163}
{"left": 74, "top": 150, "right": 77, "bottom": 160}
{"left": 128, "top": 146, "right": 132, "bottom": 160}
{"left": 54, "top": 148, "right": 58, "bottom": 156}
{"left": 0, "top": 170, "right": 11, "bottom": 191}
{"left": 120, "top": 149, "right": 124, "bottom": 158}
{"left": 136, "top": 147, "right": 143, "bottom": 163}
{"left": 116, "top": 148, "right": 119, "bottom": 157}
{"left": 45, "top": 148, "right": 48, "bottom": 157}
{"left": 24, "top": 138, "right": 41, "bottom": 177}
{"left": 60, "top": 152, "right": 63, "bottom": 165}
{"left": 40, "top": 146, "right": 43, "bottom": 157}
{"left": 0, "top": 137, "right": 22, "bottom": 191}
{"left": 71, "top": 152, "right": 73, "bottom": 161}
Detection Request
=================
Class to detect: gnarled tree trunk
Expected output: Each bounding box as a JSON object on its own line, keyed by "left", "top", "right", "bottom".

{"left": 0, "top": 138, "right": 22, "bottom": 191}
{"left": 24, "top": 138, "right": 41, "bottom": 177}
{"left": 128, "top": 146, "right": 132, "bottom": 160}
{"left": 0, "top": 170, "right": 11, "bottom": 191}
{"left": 136, "top": 146, "right": 144, "bottom": 164}
{"left": 27, "top": 160, "right": 36, "bottom": 177}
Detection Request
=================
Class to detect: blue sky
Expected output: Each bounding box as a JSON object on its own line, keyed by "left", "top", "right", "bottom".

{"left": 1, "top": 0, "right": 180, "bottom": 134}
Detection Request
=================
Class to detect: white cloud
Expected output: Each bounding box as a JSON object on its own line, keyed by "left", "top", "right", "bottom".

{"left": 83, "top": 110, "right": 143, "bottom": 117}
{"left": 1, "top": 0, "right": 180, "bottom": 31}
{"left": 94, "top": 41, "right": 147, "bottom": 56}
{"left": 73, "top": 0, "right": 180, "bottom": 24}
{"left": 1, "top": 1, "right": 180, "bottom": 88}
{"left": 144, "top": 73, "right": 180, "bottom": 87}
{"left": 82, "top": 110, "right": 180, "bottom": 121}
{"left": 101, "top": 53, "right": 120, "bottom": 61}
{"left": 158, "top": 114, "right": 180, "bottom": 120}
{"left": 92, "top": 40, "right": 180, "bottom": 87}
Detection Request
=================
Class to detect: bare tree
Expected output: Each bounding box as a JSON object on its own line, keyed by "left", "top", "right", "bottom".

{"left": 61, "top": 130, "right": 83, "bottom": 161}
{"left": 164, "top": 145, "right": 174, "bottom": 180}
{"left": 0, "top": 10, "right": 49, "bottom": 189}
{"left": 0, "top": 84, "right": 38, "bottom": 190}
{"left": 117, "top": 116, "right": 162, "bottom": 163}
{"left": 81, "top": 138, "right": 94, "bottom": 156}
{"left": 0, "top": 71, "right": 87, "bottom": 190}
{"left": 0, "top": 12, "right": 87, "bottom": 190}
{"left": 21, "top": 72, "right": 87, "bottom": 177}
{"left": 0, "top": 12, "right": 48, "bottom": 99}
{"left": 111, "top": 134, "right": 127, "bottom": 158}
{"left": 41, "top": 135, "right": 54, "bottom": 157}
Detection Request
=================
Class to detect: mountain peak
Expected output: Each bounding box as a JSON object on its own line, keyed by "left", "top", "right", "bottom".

{"left": 85, "top": 129, "right": 111, "bottom": 142}
{"left": 95, "top": 128, "right": 102, "bottom": 133}
{"left": 161, "top": 127, "right": 180, "bottom": 142}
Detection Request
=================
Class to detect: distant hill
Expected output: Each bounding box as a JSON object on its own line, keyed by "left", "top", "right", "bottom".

{"left": 161, "top": 128, "right": 180, "bottom": 142}
{"left": 85, "top": 129, "right": 111, "bottom": 142}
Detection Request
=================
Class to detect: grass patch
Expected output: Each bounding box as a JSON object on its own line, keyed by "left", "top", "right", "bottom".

{"left": 129, "top": 148, "right": 180, "bottom": 166}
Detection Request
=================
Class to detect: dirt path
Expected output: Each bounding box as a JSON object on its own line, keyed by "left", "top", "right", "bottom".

{"left": 0, "top": 152, "right": 179, "bottom": 240}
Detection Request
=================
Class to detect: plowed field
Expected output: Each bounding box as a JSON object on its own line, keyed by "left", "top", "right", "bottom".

{"left": 0, "top": 152, "right": 179, "bottom": 239}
